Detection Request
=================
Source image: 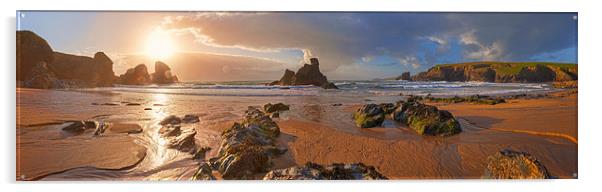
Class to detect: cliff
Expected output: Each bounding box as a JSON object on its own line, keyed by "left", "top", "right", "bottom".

{"left": 17, "top": 30, "right": 116, "bottom": 88}
{"left": 412, "top": 62, "right": 577, "bottom": 83}
{"left": 270, "top": 58, "right": 338, "bottom": 89}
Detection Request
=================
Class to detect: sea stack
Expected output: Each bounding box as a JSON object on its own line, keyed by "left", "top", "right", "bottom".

{"left": 270, "top": 58, "right": 338, "bottom": 89}
{"left": 151, "top": 61, "right": 179, "bottom": 84}
{"left": 117, "top": 61, "right": 179, "bottom": 85}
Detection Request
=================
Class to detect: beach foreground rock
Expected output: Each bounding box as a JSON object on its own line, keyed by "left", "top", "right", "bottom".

{"left": 210, "top": 107, "right": 284, "bottom": 179}
{"left": 263, "top": 103, "right": 290, "bottom": 113}
{"left": 353, "top": 104, "right": 386, "bottom": 128}
{"left": 392, "top": 101, "right": 461, "bottom": 136}
{"left": 263, "top": 162, "right": 388, "bottom": 180}
{"left": 483, "top": 149, "right": 552, "bottom": 179}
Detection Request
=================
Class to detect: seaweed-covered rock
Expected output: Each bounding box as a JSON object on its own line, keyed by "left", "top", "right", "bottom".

{"left": 353, "top": 104, "right": 385, "bottom": 128}
{"left": 392, "top": 101, "right": 461, "bottom": 136}
{"left": 263, "top": 103, "right": 290, "bottom": 113}
{"left": 213, "top": 107, "right": 283, "bottom": 179}
{"left": 483, "top": 149, "right": 552, "bottom": 179}
{"left": 379, "top": 103, "right": 398, "bottom": 114}
{"left": 263, "top": 162, "right": 388, "bottom": 180}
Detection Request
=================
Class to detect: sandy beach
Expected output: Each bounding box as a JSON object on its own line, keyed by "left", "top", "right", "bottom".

{"left": 15, "top": 85, "right": 577, "bottom": 180}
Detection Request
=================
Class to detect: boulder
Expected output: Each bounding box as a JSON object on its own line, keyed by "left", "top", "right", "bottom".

{"left": 353, "top": 104, "right": 385, "bottom": 128}
{"left": 263, "top": 162, "right": 388, "bottom": 180}
{"left": 212, "top": 107, "right": 283, "bottom": 179}
{"left": 271, "top": 58, "right": 338, "bottom": 89}
{"left": 182, "top": 114, "right": 200, "bottom": 124}
{"left": 483, "top": 149, "right": 552, "bottom": 179}
{"left": 159, "top": 115, "right": 182, "bottom": 125}
{"left": 392, "top": 101, "right": 461, "bottom": 136}
{"left": 151, "top": 61, "right": 179, "bottom": 84}
{"left": 118, "top": 64, "right": 151, "bottom": 85}
{"left": 263, "top": 103, "right": 290, "bottom": 113}
{"left": 17, "top": 31, "right": 54, "bottom": 82}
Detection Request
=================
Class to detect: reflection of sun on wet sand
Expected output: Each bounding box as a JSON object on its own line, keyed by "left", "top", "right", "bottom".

{"left": 16, "top": 87, "right": 577, "bottom": 180}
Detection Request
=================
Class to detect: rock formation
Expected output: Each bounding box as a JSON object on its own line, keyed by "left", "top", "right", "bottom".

{"left": 151, "top": 61, "right": 179, "bottom": 84}
{"left": 483, "top": 149, "right": 552, "bottom": 179}
{"left": 17, "top": 30, "right": 116, "bottom": 88}
{"left": 412, "top": 62, "right": 577, "bottom": 83}
{"left": 392, "top": 101, "right": 461, "bottom": 136}
{"left": 209, "top": 107, "right": 285, "bottom": 179}
{"left": 396, "top": 72, "right": 411, "bottom": 81}
{"left": 263, "top": 162, "right": 388, "bottom": 180}
{"left": 118, "top": 64, "right": 151, "bottom": 85}
{"left": 353, "top": 104, "right": 386, "bottom": 128}
{"left": 270, "top": 58, "right": 338, "bottom": 89}
{"left": 263, "top": 103, "right": 290, "bottom": 113}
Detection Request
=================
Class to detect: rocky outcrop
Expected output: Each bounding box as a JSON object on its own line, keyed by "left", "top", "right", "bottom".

{"left": 270, "top": 58, "right": 338, "bottom": 89}
{"left": 392, "top": 101, "right": 461, "bottom": 136}
{"left": 17, "top": 31, "right": 55, "bottom": 82}
{"left": 412, "top": 62, "right": 577, "bottom": 83}
{"left": 483, "top": 149, "right": 552, "bottom": 179}
{"left": 263, "top": 103, "right": 290, "bottom": 113}
{"left": 396, "top": 72, "right": 411, "bottom": 81}
{"left": 209, "top": 107, "right": 285, "bottom": 179}
{"left": 158, "top": 115, "right": 197, "bottom": 152}
{"left": 151, "top": 61, "right": 179, "bottom": 84}
{"left": 118, "top": 64, "right": 151, "bottom": 85}
{"left": 353, "top": 104, "right": 386, "bottom": 128}
{"left": 17, "top": 31, "right": 117, "bottom": 88}
{"left": 263, "top": 162, "right": 388, "bottom": 180}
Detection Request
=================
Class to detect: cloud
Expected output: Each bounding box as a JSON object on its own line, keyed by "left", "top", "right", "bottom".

{"left": 160, "top": 12, "right": 577, "bottom": 78}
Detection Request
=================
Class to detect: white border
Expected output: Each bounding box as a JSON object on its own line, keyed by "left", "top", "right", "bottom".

{"left": 2, "top": 0, "right": 601, "bottom": 192}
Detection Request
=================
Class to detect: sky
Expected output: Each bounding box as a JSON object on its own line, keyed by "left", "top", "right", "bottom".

{"left": 17, "top": 11, "right": 578, "bottom": 81}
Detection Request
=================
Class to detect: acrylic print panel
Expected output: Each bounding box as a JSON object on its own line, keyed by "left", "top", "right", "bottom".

{"left": 16, "top": 11, "right": 577, "bottom": 180}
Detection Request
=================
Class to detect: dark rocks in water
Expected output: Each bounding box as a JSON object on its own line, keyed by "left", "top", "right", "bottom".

{"left": 263, "top": 162, "right": 388, "bottom": 180}
{"left": 151, "top": 61, "right": 179, "bottom": 84}
{"left": 118, "top": 64, "right": 151, "bottom": 85}
{"left": 270, "top": 58, "right": 338, "bottom": 89}
{"left": 212, "top": 107, "right": 282, "bottom": 179}
{"left": 396, "top": 72, "right": 411, "bottom": 81}
{"left": 144, "top": 108, "right": 152, "bottom": 110}
{"left": 483, "top": 149, "right": 552, "bottom": 179}
{"left": 125, "top": 103, "right": 141, "bottom": 106}
{"left": 159, "top": 124, "right": 181, "bottom": 137}
{"left": 392, "top": 101, "right": 461, "bottom": 136}
{"left": 263, "top": 103, "right": 290, "bottom": 113}
{"left": 17, "top": 31, "right": 55, "bottom": 82}
{"left": 353, "top": 104, "right": 385, "bottom": 128}
{"left": 182, "top": 114, "right": 200, "bottom": 124}
{"left": 159, "top": 115, "right": 182, "bottom": 125}
{"left": 411, "top": 62, "right": 577, "bottom": 83}
{"left": 332, "top": 103, "right": 343, "bottom": 106}
{"left": 192, "top": 162, "right": 216, "bottom": 180}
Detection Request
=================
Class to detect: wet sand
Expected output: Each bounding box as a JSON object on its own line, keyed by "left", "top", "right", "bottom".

{"left": 16, "top": 88, "right": 578, "bottom": 180}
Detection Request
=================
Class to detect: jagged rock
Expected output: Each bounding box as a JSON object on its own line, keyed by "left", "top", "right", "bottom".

{"left": 483, "top": 149, "right": 552, "bottom": 179}
{"left": 118, "top": 64, "right": 151, "bottom": 85}
{"left": 392, "top": 101, "right": 461, "bottom": 136}
{"left": 353, "top": 104, "right": 385, "bottom": 128}
{"left": 412, "top": 62, "right": 577, "bottom": 83}
{"left": 151, "top": 61, "right": 179, "bottom": 84}
{"left": 192, "top": 162, "right": 216, "bottom": 180}
{"left": 396, "top": 72, "right": 411, "bottom": 81}
{"left": 263, "top": 103, "right": 290, "bottom": 113}
{"left": 271, "top": 58, "right": 338, "bottom": 89}
{"left": 213, "top": 107, "right": 282, "bottom": 179}
{"left": 159, "top": 115, "right": 182, "bottom": 125}
{"left": 182, "top": 114, "right": 200, "bottom": 124}
{"left": 17, "top": 31, "right": 54, "bottom": 82}
{"left": 159, "top": 124, "right": 181, "bottom": 137}
{"left": 263, "top": 162, "right": 388, "bottom": 180}
{"left": 270, "top": 112, "right": 280, "bottom": 118}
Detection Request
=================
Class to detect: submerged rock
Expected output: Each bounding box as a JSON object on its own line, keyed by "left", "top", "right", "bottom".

{"left": 263, "top": 103, "right": 290, "bottom": 113}
{"left": 483, "top": 149, "right": 552, "bottom": 179}
{"left": 182, "top": 114, "right": 200, "bottom": 124}
{"left": 353, "top": 104, "right": 385, "bottom": 128}
{"left": 159, "top": 115, "right": 182, "bottom": 125}
{"left": 392, "top": 101, "right": 461, "bottom": 136}
{"left": 263, "top": 162, "right": 388, "bottom": 180}
{"left": 212, "top": 107, "right": 282, "bottom": 179}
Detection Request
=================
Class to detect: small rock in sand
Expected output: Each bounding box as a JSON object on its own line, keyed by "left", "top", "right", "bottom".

{"left": 392, "top": 101, "right": 461, "bottom": 136}
{"left": 159, "top": 115, "right": 182, "bottom": 125}
{"left": 144, "top": 108, "right": 152, "bottom": 110}
{"left": 353, "top": 104, "right": 385, "bottom": 128}
{"left": 483, "top": 149, "right": 552, "bottom": 179}
{"left": 263, "top": 162, "right": 388, "bottom": 180}
{"left": 263, "top": 103, "right": 290, "bottom": 113}
{"left": 332, "top": 103, "right": 343, "bottom": 106}
{"left": 126, "top": 103, "right": 141, "bottom": 106}
{"left": 182, "top": 114, "right": 200, "bottom": 124}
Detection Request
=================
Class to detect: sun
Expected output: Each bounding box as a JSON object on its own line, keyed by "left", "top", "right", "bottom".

{"left": 145, "top": 28, "right": 176, "bottom": 60}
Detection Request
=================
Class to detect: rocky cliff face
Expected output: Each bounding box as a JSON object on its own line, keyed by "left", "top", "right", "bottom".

{"left": 412, "top": 62, "right": 577, "bottom": 83}
{"left": 270, "top": 58, "right": 338, "bottom": 89}
{"left": 17, "top": 30, "right": 116, "bottom": 88}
